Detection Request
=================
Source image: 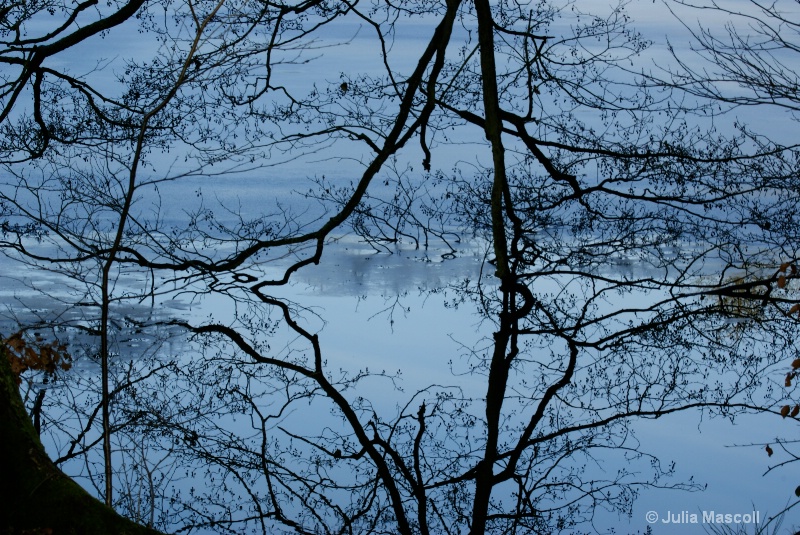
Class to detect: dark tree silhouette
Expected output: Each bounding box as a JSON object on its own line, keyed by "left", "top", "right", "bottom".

{"left": 659, "top": 1, "right": 800, "bottom": 527}
{"left": 2, "top": 0, "right": 800, "bottom": 533}
{"left": 0, "top": 341, "right": 166, "bottom": 535}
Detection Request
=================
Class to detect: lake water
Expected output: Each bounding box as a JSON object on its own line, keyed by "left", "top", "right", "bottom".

{"left": 2, "top": 195, "right": 796, "bottom": 534}
{"left": 3, "top": 1, "right": 800, "bottom": 532}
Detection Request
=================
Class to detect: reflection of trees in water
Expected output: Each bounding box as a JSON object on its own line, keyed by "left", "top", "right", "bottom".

{"left": 3, "top": 0, "right": 800, "bottom": 533}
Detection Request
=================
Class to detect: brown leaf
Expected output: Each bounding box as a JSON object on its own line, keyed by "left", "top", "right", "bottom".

{"left": 781, "top": 405, "right": 791, "bottom": 418}
{"left": 3, "top": 331, "right": 72, "bottom": 383}
{"left": 791, "top": 304, "right": 800, "bottom": 315}
{"left": 766, "top": 444, "right": 774, "bottom": 457}
{"left": 787, "top": 373, "right": 794, "bottom": 388}
{"left": 778, "top": 275, "right": 787, "bottom": 289}
{"left": 792, "top": 406, "right": 799, "bottom": 418}
{"left": 793, "top": 359, "right": 800, "bottom": 370}
{"left": 780, "top": 262, "right": 791, "bottom": 273}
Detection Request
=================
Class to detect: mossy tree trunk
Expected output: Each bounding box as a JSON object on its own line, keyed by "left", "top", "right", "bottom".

{"left": 0, "top": 347, "right": 166, "bottom": 535}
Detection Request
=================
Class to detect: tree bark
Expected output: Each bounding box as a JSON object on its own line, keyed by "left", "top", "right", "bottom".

{"left": 0, "top": 347, "right": 165, "bottom": 535}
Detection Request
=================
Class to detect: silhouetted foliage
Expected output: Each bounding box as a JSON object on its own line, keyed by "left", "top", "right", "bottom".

{"left": 2, "top": 1, "right": 800, "bottom": 533}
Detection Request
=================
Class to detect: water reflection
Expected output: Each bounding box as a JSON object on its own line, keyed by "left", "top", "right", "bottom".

{"left": 0, "top": 234, "right": 792, "bottom": 534}
{"left": 291, "top": 236, "right": 487, "bottom": 296}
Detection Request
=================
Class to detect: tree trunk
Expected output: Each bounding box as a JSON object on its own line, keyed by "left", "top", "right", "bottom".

{"left": 0, "top": 346, "right": 165, "bottom": 535}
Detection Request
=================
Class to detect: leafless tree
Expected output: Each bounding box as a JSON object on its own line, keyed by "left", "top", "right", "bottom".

{"left": 3, "top": 0, "right": 800, "bottom": 533}
{"left": 656, "top": 0, "right": 800, "bottom": 526}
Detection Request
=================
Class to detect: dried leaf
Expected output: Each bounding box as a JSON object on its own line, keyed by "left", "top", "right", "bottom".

{"left": 790, "top": 304, "right": 800, "bottom": 315}
{"left": 778, "top": 275, "right": 787, "bottom": 289}
{"left": 791, "top": 406, "right": 799, "bottom": 418}
{"left": 781, "top": 405, "right": 791, "bottom": 418}
{"left": 780, "top": 262, "right": 791, "bottom": 272}
{"left": 793, "top": 359, "right": 800, "bottom": 370}
{"left": 787, "top": 374, "right": 793, "bottom": 388}
{"left": 766, "top": 444, "right": 774, "bottom": 457}
{"left": 3, "top": 331, "right": 72, "bottom": 384}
